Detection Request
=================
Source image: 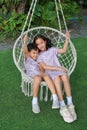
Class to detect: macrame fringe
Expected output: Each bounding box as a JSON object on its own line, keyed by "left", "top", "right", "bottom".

{"left": 20, "top": 76, "right": 48, "bottom": 101}
{"left": 40, "top": 85, "right": 48, "bottom": 102}
{"left": 20, "top": 79, "right": 33, "bottom": 96}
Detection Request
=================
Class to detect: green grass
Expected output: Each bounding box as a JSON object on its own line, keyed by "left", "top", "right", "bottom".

{"left": 0, "top": 37, "right": 87, "bottom": 130}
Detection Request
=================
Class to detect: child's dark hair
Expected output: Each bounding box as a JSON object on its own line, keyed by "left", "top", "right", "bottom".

{"left": 27, "top": 43, "right": 38, "bottom": 52}
{"left": 33, "top": 34, "right": 53, "bottom": 51}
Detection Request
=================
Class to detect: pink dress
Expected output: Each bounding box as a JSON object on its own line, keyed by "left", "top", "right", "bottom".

{"left": 37, "top": 47, "right": 67, "bottom": 80}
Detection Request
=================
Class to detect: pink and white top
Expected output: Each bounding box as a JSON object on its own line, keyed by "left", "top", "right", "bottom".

{"left": 37, "top": 47, "right": 67, "bottom": 80}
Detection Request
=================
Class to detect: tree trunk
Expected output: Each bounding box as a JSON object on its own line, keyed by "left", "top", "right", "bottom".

{"left": 17, "top": 0, "right": 27, "bottom": 14}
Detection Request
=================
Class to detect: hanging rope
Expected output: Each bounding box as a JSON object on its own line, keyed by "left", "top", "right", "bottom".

{"left": 27, "top": 0, "right": 38, "bottom": 30}
{"left": 58, "top": 0, "right": 68, "bottom": 31}
{"left": 21, "top": 0, "right": 68, "bottom": 34}
{"left": 54, "top": 0, "right": 62, "bottom": 32}
{"left": 21, "top": 0, "right": 35, "bottom": 35}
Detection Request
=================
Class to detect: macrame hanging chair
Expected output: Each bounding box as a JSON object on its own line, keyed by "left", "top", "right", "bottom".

{"left": 13, "top": 0, "right": 77, "bottom": 101}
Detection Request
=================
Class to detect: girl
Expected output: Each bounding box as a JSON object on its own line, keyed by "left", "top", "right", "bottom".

{"left": 23, "top": 35, "right": 66, "bottom": 114}
{"left": 33, "top": 32, "right": 77, "bottom": 123}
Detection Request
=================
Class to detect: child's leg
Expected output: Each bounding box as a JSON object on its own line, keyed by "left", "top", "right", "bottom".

{"left": 33, "top": 75, "right": 41, "bottom": 97}
{"left": 54, "top": 76, "right": 64, "bottom": 102}
{"left": 43, "top": 75, "right": 59, "bottom": 109}
{"left": 61, "top": 75, "right": 77, "bottom": 120}
{"left": 60, "top": 75, "right": 72, "bottom": 105}
{"left": 32, "top": 75, "right": 41, "bottom": 113}
{"left": 54, "top": 76, "right": 74, "bottom": 123}
{"left": 43, "top": 75, "right": 56, "bottom": 94}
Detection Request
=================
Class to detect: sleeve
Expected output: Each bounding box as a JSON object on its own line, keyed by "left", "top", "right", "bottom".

{"left": 24, "top": 60, "right": 28, "bottom": 70}
{"left": 52, "top": 47, "right": 59, "bottom": 55}
{"left": 24, "top": 58, "right": 30, "bottom": 70}
{"left": 37, "top": 55, "right": 43, "bottom": 63}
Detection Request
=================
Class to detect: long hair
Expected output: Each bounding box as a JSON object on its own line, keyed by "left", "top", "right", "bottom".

{"left": 33, "top": 34, "right": 53, "bottom": 51}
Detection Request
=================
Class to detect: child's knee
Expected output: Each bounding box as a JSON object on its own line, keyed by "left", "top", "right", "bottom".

{"left": 54, "top": 76, "right": 61, "bottom": 82}
{"left": 43, "top": 75, "right": 50, "bottom": 80}
{"left": 34, "top": 76, "right": 41, "bottom": 82}
{"left": 62, "top": 75, "right": 69, "bottom": 82}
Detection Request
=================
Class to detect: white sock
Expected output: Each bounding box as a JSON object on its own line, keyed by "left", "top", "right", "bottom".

{"left": 32, "top": 97, "right": 38, "bottom": 104}
{"left": 67, "top": 96, "right": 73, "bottom": 105}
{"left": 52, "top": 94, "right": 58, "bottom": 102}
{"left": 60, "top": 100, "right": 66, "bottom": 107}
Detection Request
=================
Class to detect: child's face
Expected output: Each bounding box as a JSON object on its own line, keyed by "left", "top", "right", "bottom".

{"left": 29, "top": 49, "right": 39, "bottom": 60}
{"left": 35, "top": 38, "right": 46, "bottom": 51}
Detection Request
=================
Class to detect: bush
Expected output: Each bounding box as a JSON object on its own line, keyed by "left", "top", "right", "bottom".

{"left": 31, "top": 0, "right": 80, "bottom": 28}
{"left": 0, "top": 11, "right": 26, "bottom": 40}
{"left": 0, "top": 0, "right": 81, "bottom": 40}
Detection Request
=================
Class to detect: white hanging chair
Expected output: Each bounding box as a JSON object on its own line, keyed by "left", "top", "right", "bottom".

{"left": 13, "top": 0, "right": 77, "bottom": 101}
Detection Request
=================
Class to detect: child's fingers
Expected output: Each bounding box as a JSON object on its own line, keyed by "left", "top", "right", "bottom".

{"left": 25, "top": 34, "right": 28, "bottom": 37}
{"left": 62, "top": 67, "right": 68, "bottom": 72}
{"left": 68, "top": 30, "right": 71, "bottom": 33}
{"left": 66, "top": 31, "right": 70, "bottom": 39}
{"left": 23, "top": 35, "right": 29, "bottom": 42}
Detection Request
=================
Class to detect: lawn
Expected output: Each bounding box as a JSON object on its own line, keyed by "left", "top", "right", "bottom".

{"left": 0, "top": 37, "right": 87, "bottom": 130}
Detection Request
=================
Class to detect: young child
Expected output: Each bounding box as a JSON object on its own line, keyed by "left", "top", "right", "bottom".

{"left": 33, "top": 32, "right": 77, "bottom": 123}
{"left": 23, "top": 35, "right": 66, "bottom": 114}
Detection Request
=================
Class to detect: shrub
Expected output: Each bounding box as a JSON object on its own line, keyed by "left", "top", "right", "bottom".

{"left": 0, "top": 0, "right": 81, "bottom": 40}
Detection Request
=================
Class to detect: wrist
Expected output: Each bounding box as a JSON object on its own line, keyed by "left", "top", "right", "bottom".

{"left": 66, "top": 37, "right": 69, "bottom": 40}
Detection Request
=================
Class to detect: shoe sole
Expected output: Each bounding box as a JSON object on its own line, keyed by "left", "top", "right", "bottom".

{"left": 60, "top": 111, "right": 74, "bottom": 123}
{"left": 52, "top": 106, "right": 60, "bottom": 109}
{"left": 68, "top": 107, "right": 77, "bottom": 121}
{"left": 32, "top": 109, "right": 40, "bottom": 114}
{"left": 72, "top": 115, "right": 77, "bottom": 121}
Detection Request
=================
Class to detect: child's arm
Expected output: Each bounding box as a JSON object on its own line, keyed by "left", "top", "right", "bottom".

{"left": 58, "top": 31, "right": 70, "bottom": 54}
{"left": 39, "top": 64, "right": 45, "bottom": 73}
{"left": 23, "top": 35, "right": 29, "bottom": 58}
{"left": 39, "top": 62, "right": 67, "bottom": 72}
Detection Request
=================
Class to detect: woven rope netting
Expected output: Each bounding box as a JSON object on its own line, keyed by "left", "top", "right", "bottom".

{"left": 13, "top": 26, "right": 77, "bottom": 76}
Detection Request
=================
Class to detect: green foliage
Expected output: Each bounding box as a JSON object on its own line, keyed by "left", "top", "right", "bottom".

{"left": 32, "top": 0, "right": 80, "bottom": 29}
{"left": 32, "top": 2, "right": 58, "bottom": 28}
{"left": 0, "top": 0, "right": 81, "bottom": 40}
{"left": 0, "top": 11, "right": 26, "bottom": 40}
{"left": 61, "top": 0, "right": 80, "bottom": 19}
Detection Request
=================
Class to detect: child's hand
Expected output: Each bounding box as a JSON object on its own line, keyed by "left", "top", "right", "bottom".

{"left": 23, "top": 34, "right": 29, "bottom": 43}
{"left": 59, "top": 67, "right": 67, "bottom": 72}
{"left": 65, "top": 31, "right": 70, "bottom": 40}
{"left": 63, "top": 67, "right": 67, "bottom": 72}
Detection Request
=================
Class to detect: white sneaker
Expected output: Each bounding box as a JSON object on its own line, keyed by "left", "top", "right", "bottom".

{"left": 52, "top": 100, "right": 60, "bottom": 109}
{"left": 32, "top": 103, "right": 40, "bottom": 114}
{"left": 68, "top": 104, "right": 77, "bottom": 121}
{"left": 60, "top": 106, "right": 74, "bottom": 123}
